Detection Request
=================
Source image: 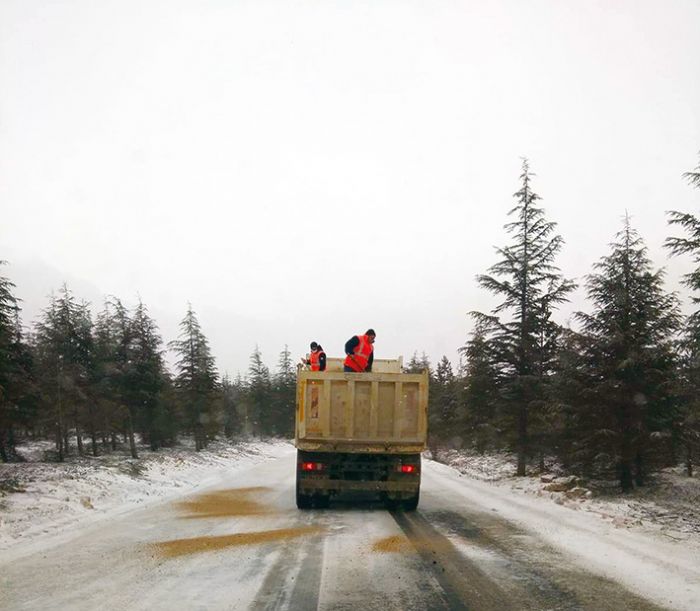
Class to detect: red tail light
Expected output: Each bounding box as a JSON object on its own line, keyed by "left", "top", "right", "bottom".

{"left": 399, "top": 465, "right": 416, "bottom": 474}
{"left": 301, "top": 462, "right": 324, "bottom": 471}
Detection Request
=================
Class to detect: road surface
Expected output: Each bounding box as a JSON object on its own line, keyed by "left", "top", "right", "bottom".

{"left": 0, "top": 449, "right": 688, "bottom": 610}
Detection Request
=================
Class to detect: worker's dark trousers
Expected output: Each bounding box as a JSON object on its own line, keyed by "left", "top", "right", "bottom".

{"left": 344, "top": 366, "right": 370, "bottom": 372}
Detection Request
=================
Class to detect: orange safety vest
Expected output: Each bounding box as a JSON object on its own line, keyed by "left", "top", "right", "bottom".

{"left": 344, "top": 334, "right": 373, "bottom": 372}
{"left": 309, "top": 349, "right": 322, "bottom": 371}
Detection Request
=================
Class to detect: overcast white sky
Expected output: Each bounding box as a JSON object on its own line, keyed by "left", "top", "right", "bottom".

{"left": 2, "top": 0, "right": 700, "bottom": 377}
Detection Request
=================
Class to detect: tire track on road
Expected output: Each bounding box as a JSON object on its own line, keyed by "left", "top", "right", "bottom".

{"left": 249, "top": 522, "right": 325, "bottom": 611}
{"left": 391, "top": 493, "right": 669, "bottom": 611}
{"left": 391, "top": 509, "right": 516, "bottom": 611}
{"left": 421, "top": 505, "right": 668, "bottom": 611}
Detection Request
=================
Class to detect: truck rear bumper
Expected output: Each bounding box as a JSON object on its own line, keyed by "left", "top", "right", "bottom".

{"left": 299, "top": 479, "right": 418, "bottom": 492}
{"left": 296, "top": 441, "right": 426, "bottom": 454}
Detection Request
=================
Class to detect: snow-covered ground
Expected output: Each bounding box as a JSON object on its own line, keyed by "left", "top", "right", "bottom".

{"left": 424, "top": 459, "right": 700, "bottom": 611}
{"left": 0, "top": 437, "right": 293, "bottom": 559}
{"left": 435, "top": 448, "right": 700, "bottom": 541}
{"left": 3, "top": 441, "right": 698, "bottom": 556}
{"left": 1, "top": 442, "right": 699, "bottom": 609}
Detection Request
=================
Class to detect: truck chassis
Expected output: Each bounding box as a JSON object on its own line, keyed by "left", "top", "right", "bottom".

{"left": 296, "top": 449, "right": 421, "bottom": 510}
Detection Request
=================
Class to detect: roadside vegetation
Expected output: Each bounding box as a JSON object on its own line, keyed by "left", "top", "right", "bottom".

{"left": 0, "top": 281, "right": 296, "bottom": 465}
{"left": 416, "top": 156, "right": 700, "bottom": 492}
{"left": 1, "top": 156, "right": 699, "bottom": 496}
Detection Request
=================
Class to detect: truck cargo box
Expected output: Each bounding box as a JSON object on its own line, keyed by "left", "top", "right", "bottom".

{"left": 295, "top": 362, "right": 428, "bottom": 454}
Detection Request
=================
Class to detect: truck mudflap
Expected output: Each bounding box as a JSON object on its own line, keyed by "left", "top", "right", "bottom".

{"left": 299, "top": 480, "right": 418, "bottom": 492}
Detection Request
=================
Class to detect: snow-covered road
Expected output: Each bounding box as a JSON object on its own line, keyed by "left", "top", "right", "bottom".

{"left": 1, "top": 447, "right": 698, "bottom": 610}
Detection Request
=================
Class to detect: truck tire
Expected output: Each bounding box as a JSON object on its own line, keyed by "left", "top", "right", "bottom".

{"left": 296, "top": 476, "right": 313, "bottom": 509}
{"left": 296, "top": 489, "right": 313, "bottom": 509}
{"left": 314, "top": 495, "right": 330, "bottom": 509}
{"left": 401, "top": 489, "right": 419, "bottom": 511}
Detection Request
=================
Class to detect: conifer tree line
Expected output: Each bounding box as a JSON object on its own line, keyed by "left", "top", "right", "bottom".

{"left": 2, "top": 156, "right": 700, "bottom": 492}
{"left": 412, "top": 156, "right": 700, "bottom": 491}
{"left": 0, "top": 282, "right": 296, "bottom": 462}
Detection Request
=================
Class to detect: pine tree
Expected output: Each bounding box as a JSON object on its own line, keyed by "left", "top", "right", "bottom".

{"left": 435, "top": 357, "right": 456, "bottom": 421}
{"left": 404, "top": 351, "right": 431, "bottom": 374}
{"left": 548, "top": 327, "right": 589, "bottom": 472}
{"left": 473, "top": 160, "right": 575, "bottom": 475}
{"left": 666, "top": 157, "right": 700, "bottom": 307}
{"left": 577, "top": 217, "right": 680, "bottom": 491}
{"left": 683, "top": 156, "right": 700, "bottom": 189}
{"left": 247, "top": 345, "right": 272, "bottom": 437}
{"left": 272, "top": 345, "right": 296, "bottom": 437}
{"left": 93, "top": 301, "right": 123, "bottom": 452}
{"left": 459, "top": 320, "right": 503, "bottom": 453}
{"left": 429, "top": 356, "right": 459, "bottom": 447}
{"left": 110, "top": 298, "right": 138, "bottom": 458}
{"left": 34, "top": 285, "right": 94, "bottom": 460}
{"left": 221, "top": 374, "right": 240, "bottom": 438}
{"left": 170, "top": 305, "right": 219, "bottom": 451}
{"left": 672, "top": 324, "right": 700, "bottom": 476}
{"left": 664, "top": 154, "right": 700, "bottom": 474}
{"left": 232, "top": 373, "right": 250, "bottom": 437}
{"left": 130, "top": 300, "right": 168, "bottom": 450}
{"left": 7, "top": 313, "right": 39, "bottom": 455}
{"left": 0, "top": 263, "right": 23, "bottom": 461}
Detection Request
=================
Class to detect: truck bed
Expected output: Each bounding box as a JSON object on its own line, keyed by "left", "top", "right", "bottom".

{"left": 295, "top": 369, "right": 429, "bottom": 454}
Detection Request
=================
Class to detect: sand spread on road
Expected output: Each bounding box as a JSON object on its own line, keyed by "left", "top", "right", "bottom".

{"left": 152, "top": 526, "right": 323, "bottom": 558}
{"left": 372, "top": 535, "right": 415, "bottom": 553}
{"left": 176, "top": 487, "right": 272, "bottom": 518}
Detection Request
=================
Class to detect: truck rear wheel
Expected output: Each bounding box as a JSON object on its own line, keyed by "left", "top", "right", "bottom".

{"left": 401, "top": 489, "right": 419, "bottom": 511}
{"left": 296, "top": 472, "right": 313, "bottom": 509}
{"left": 296, "top": 487, "right": 313, "bottom": 509}
{"left": 385, "top": 489, "right": 419, "bottom": 511}
{"left": 314, "top": 495, "right": 330, "bottom": 509}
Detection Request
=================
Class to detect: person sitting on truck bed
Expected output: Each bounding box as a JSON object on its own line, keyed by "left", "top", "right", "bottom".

{"left": 343, "top": 329, "right": 375, "bottom": 372}
{"left": 307, "top": 342, "right": 326, "bottom": 371}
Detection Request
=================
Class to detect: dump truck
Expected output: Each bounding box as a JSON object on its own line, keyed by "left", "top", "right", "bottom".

{"left": 295, "top": 356, "right": 429, "bottom": 510}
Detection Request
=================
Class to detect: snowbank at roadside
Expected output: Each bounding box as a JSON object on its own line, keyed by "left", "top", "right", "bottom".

{"left": 435, "top": 448, "right": 700, "bottom": 542}
{"left": 0, "top": 438, "right": 294, "bottom": 558}
{"left": 427, "top": 459, "right": 700, "bottom": 611}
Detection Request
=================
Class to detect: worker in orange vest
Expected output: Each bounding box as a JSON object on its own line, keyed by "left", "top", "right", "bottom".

{"left": 343, "top": 329, "right": 376, "bottom": 372}
{"left": 307, "top": 342, "right": 326, "bottom": 371}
